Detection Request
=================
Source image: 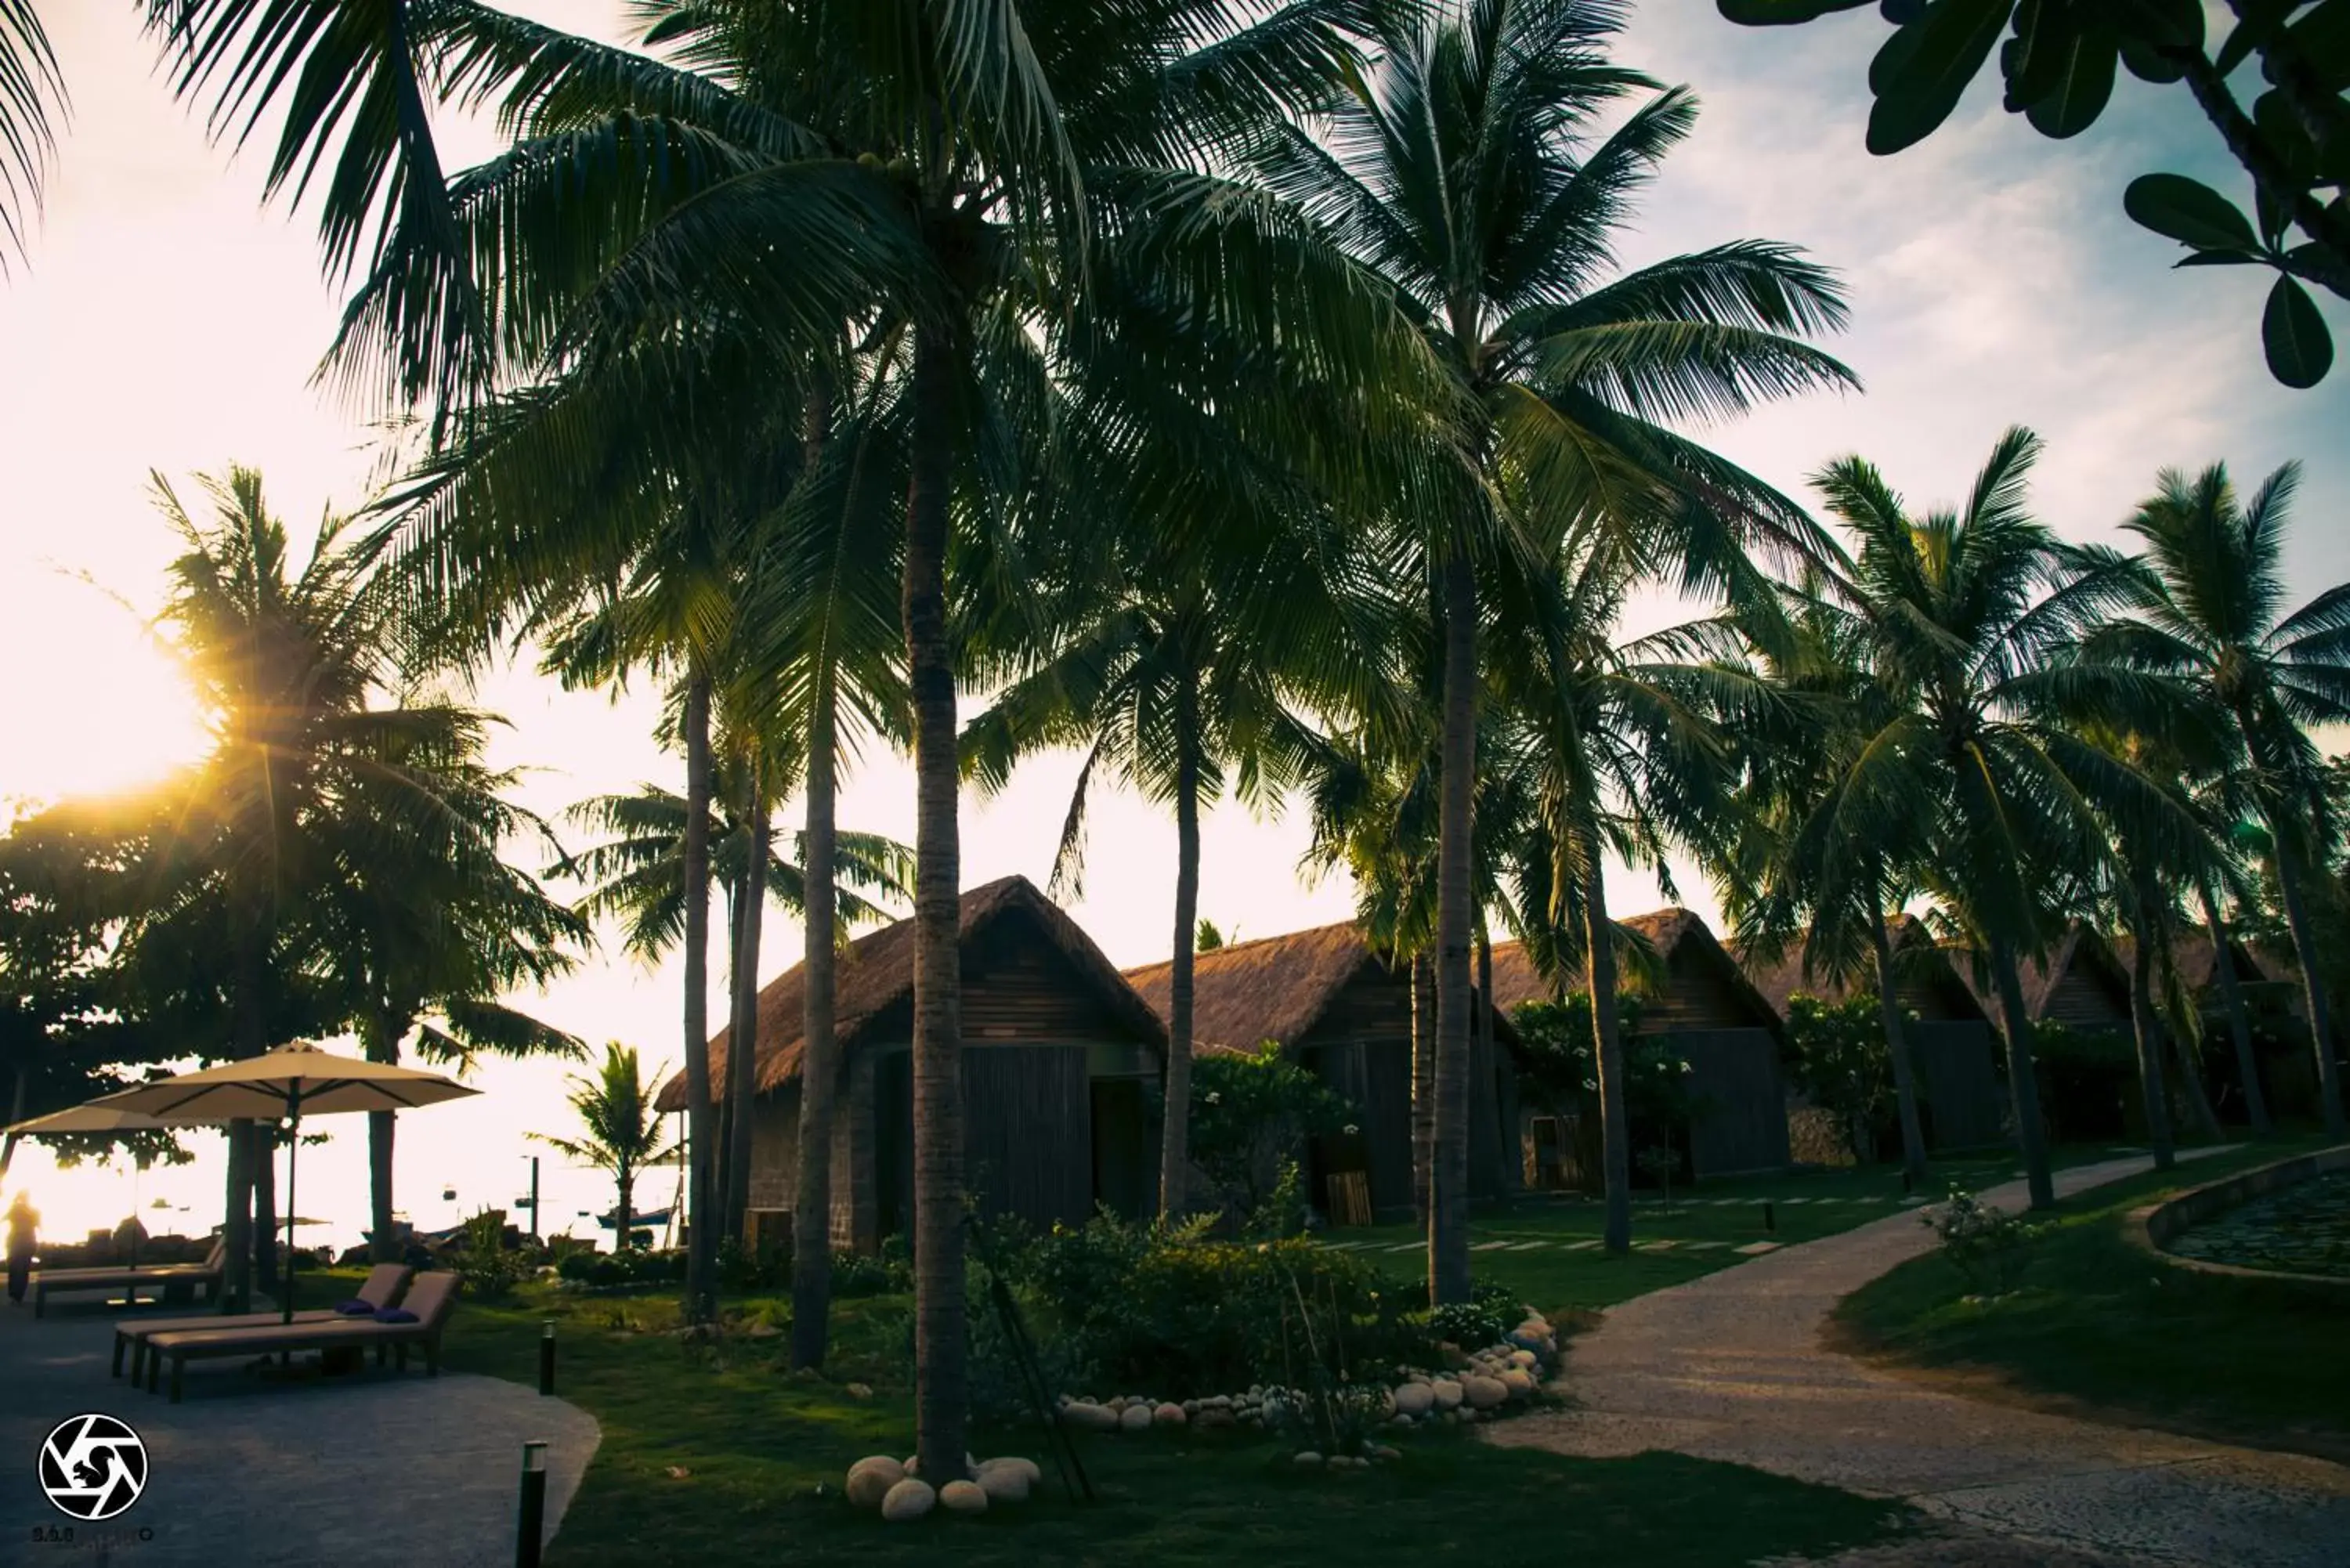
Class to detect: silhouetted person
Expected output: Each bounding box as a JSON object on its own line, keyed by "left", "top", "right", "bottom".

{"left": 6, "top": 1192, "right": 38, "bottom": 1305}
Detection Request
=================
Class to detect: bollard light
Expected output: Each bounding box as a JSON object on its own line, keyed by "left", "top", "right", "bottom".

{"left": 538, "top": 1319, "right": 556, "bottom": 1396}
{"left": 1762, "top": 1201, "right": 1776, "bottom": 1234}
{"left": 515, "top": 1440, "right": 549, "bottom": 1568}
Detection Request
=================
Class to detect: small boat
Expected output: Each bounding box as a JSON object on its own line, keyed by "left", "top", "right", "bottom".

{"left": 594, "top": 1206, "right": 670, "bottom": 1231}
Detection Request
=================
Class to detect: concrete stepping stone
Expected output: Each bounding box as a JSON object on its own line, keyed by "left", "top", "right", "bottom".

{"left": 1733, "top": 1241, "right": 1781, "bottom": 1255}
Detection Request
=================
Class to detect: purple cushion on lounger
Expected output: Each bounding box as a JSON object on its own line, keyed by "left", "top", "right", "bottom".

{"left": 373, "top": 1307, "right": 418, "bottom": 1324}
{"left": 334, "top": 1299, "right": 377, "bottom": 1315}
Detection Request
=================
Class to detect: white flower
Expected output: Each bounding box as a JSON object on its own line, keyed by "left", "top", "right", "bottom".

{"left": 1203, "top": 1090, "right": 1222, "bottom": 1105}
{"left": 1342, "top": 1123, "right": 1359, "bottom": 1136}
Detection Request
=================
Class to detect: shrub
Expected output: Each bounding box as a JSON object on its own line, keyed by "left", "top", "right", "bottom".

{"left": 830, "top": 1245, "right": 913, "bottom": 1299}
{"left": 1512, "top": 994, "right": 1694, "bottom": 1152}
{"left": 1924, "top": 1186, "right": 2039, "bottom": 1296}
{"left": 1190, "top": 1044, "right": 1355, "bottom": 1216}
{"left": 1422, "top": 1279, "right": 1528, "bottom": 1351}
{"left": 450, "top": 1211, "right": 537, "bottom": 1299}
{"left": 1784, "top": 992, "right": 1904, "bottom": 1162}
{"left": 1021, "top": 1212, "right": 1437, "bottom": 1399}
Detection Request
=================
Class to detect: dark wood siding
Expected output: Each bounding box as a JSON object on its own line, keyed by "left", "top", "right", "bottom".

{"left": 1896, "top": 975, "right": 1975, "bottom": 1023}
{"left": 958, "top": 914, "right": 1144, "bottom": 1042}
{"left": 964, "top": 1044, "right": 1094, "bottom": 1227}
{"left": 1675, "top": 1028, "right": 1791, "bottom": 1176}
{"left": 1297, "top": 959, "right": 1415, "bottom": 1219}
{"left": 1911, "top": 1021, "right": 2005, "bottom": 1149}
{"left": 1639, "top": 953, "right": 1773, "bottom": 1034}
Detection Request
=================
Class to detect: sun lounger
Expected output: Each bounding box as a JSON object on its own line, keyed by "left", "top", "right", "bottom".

{"left": 112, "top": 1263, "right": 413, "bottom": 1381}
{"left": 143, "top": 1271, "right": 461, "bottom": 1403}
{"left": 32, "top": 1237, "right": 229, "bottom": 1318}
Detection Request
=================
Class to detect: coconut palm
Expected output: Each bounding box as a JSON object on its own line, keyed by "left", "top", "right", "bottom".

{"left": 1712, "top": 587, "right": 1931, "bottom": 1186}
{"left": 0, "top": 0, "right": 60, "bottom": 269}
{"left": 1800, "top": 429, "right": 2218, "bottom": 1209}
{"left": 2097, "top": 463, "right": 2350, "bottom": 1136}
{"left": 1480, "top": 528, "right": 1769, "bottom": 1253}
{"left": 1253, "top": 0, "right": 1855, "bottom": 1299}
{"left": 309, "top": 716, "right": 591, "bottom": 1259}
{"left": 531, "top": 1044, "right": 682, "bottom": 1252}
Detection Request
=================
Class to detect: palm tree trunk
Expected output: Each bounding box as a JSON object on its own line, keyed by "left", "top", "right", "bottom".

{"left": 680, "top": 668, "right": 718, "bottom": 1322}
{"left": 1162, "top": 682, "right": 1202, "bottom": 1219}
{"left": 1584, "top": 862, "right": 1632, "bottom": 1255}
{"left": 2125, "top": 912, "right": 2177, "bottom": 1171}
{"left": 363, "top": 1009, "right": 408, "bottom": 1264}
{"left": 715, "top": 872, "right": 745, "bottom": 1245}
{"left": 1410, "top": 953, "right": 1434, "bottom": 1224}
{"left": 1476, "top": 929, "right": 1513, "bottom": 1194}
{"left": 792, "top": 672, "right": 840, "bottom": 1371}
{"left": 906, "top": 314, "right": 967, "bottom": 1482}
{"left": 725, "top": 777, "right": 769, "bottom": 1250}
{"left": 1871, "top": 912, "right": 1929, "bottom": 1185}
{"left": 2199, "top": 881, "right": 2271, "bottom": 1134}
{"left": 251, "top": 1127, "right": 277, "bottom": 1289}
{"left": 2270, "top": 842, "right": 2346, "bottom": 1137}
{"left": 616, "top": 1164, "right": 635, "bottom": 1252}
{"left": 1431, "top": 547, "right": 1476, "bottom": 1305}
{"left": 1986, "top": 938, "right": 2056, "bottom": 1210}
{"left": 222, "top": 927, "right": 264, "bottom": 1313}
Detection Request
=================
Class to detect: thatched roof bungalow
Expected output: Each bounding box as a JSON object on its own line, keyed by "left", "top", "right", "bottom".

{"left": 659, "top": 876, "right": 1165, "bottom": 1251}
{"left": 1124, "top": 921, "right": 1517, "bottom": 1222}
{"left": 1491, "top": 909, "right": 1791, "bottom": 1178}
{"left": 1735, "top": 916, "right": 2007, "bottom": 1152}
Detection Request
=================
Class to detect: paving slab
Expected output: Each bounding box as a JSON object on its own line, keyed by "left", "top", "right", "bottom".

{"left": 2, "top": 1298, "right": 598, "bottom": 1568}
{"left": 1488, "top": 1149, "right": 2350, "bottom": 1567}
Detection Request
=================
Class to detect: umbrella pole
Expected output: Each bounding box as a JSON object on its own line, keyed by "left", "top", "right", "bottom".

{"left": 282, "top": 1087, "right": 302, "bottom": 1326}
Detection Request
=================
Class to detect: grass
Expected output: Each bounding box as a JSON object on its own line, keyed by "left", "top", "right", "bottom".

{"left": 1833, "top": 1136, "right": 2350, "bottom": 1464}
{"left": 409, "top": 1276, "right": 1907, "bottom": 1567}
{"left": 1321, "top": 1146, "right": 2125, "bottom": 1321}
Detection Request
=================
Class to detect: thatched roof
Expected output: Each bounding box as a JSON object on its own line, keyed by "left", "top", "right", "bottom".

{"left": 1125, "top": 921, "right": 1388, "bottom": 1054}
{"left": 2110, "top": 931, "right": 2270, "bottom": 994}
{"left": 1123, "top": 919, "right": 1519, "bottom": 1055}
{"left": 1735, "top": 916, "right": 1987, "bottom": 1023}
{"left": 1943, "top": 922, "right": 2128, "bottom": 1024}
{"left": 655, "top": 875, "right": 1164, "bottom": 1111}
{"left": 1489, "top": 907, "right": 1781, "bottom": 1035}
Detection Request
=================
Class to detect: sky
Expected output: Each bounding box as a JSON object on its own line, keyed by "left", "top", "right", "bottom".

{"left": 1, "top": 2, "right": 2342, "bottom": 1250}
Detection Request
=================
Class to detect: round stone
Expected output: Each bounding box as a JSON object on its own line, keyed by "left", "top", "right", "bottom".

{"left": 846, "top": 1457, "right": 903, "bottom": 1510}
{"left": 977, "top": 1466, "right": 1029, "bottom": 1505}
{"left": 1462, "top": 1375, "right": 1508, "bottom": 1410}
{"left": 980, "top": 1456, "right": 1043, "bottom": 1487}
{"left": 940, "top": 1480, "right": 987, "bottom": 1514}
{"left": 1508, "top": 1349, "right": 1538, "bottom": 1370}
{"left": 1393, "top": 1382, "right": 1435, "bottom": 1417}
{"left": 1061, "top": 1401, "right": 1118, "bottom": 1433}
{"left": 1154, "top": 1402, "right": 1187, "bottom": 1426}
{"left": 1293, "top": 1451, "right": 1324, "bottom": 1467}
{"left": 1430, "top": 1378, "right": 1465, "bottom": 1411}
{"left": 880, "top": 1479, "right": 936, "bottom": 1523}
{"left": 1118, "top": 1403, "right": 1154, "bottom": 1433}
{"left": 1501, "top": 1367, "right": 1535, "bottom": 1398}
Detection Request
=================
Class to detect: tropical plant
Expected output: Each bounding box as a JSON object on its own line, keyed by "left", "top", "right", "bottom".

{"left": 1798, "top": 428, "right": 2216, "bottom": 1208}
{"left": 2093, "top": 461, "right": 2350, "bottom": 1135}
{"left": 1783, "top": 992, "right": 1897, "bottom": 1166}
{"left": 1715, "top": 1, "right": 2348, "bottom": 387}
{"left": 531, "top": 1044, "right": 682, "bottom": 1254}
{"left": 0, "top": 0, "right": 60, "bottom": 270}
{"left": 1257, "top": 0, "right": 1855, "bottom": 1297}
{"left": 1482, "top": 529, "right": 1771, "bottom": 1252}
{"left": 1188, "top": 1042, "right": 1356, "bottom": 1219}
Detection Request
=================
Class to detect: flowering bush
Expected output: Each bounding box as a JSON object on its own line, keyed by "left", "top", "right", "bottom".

{"left": 1188, "top": 1043, "right": 1355, "bottom": 1216}
{"left": 1925, "top": 1186, "right": 2041, "bottom": 1296}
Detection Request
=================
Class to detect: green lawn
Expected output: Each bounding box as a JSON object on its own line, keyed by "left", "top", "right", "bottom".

{"left": 1321, "top": 1147, "right": 2122, "bottom": 1320}
{"left": 419, "top": 1280, "right": 1906, "bottom": 1568}
{"left": 1832, "top": 1137, "right": 2350, "bottom": 1464}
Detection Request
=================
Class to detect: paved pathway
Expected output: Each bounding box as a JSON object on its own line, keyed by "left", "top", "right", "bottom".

{"left": 1486, "top": 1151, "right": 2350, "bottom": 1566}
{"left": 2, "top": 1295, "right": 599, "bottom": 1567}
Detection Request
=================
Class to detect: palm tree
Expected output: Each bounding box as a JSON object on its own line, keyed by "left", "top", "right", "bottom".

{"left": 532, "top": 1045, "right": 682, "bottom": 1252}
{"left": 2099, "top": 464, "right": 2350, "bottom": 1136}
{"left": 1715, "top": 589, "right": 1931, "bottom": 1186}
{"left": 310, "top": 720, "right": 591, "bottom": 1259}
{"left": 1255, "top": 0, "right": 1854, "bottom": 1298}
{"left": 964, "top": 544, "right": 1368, "bottom": 1219}
{"left": 1802, "top": 430, "right": 2214, "bottom": 1209}
{"left": 1481, "top": 528, "right": 1765, "bottom": 1253}
{"left": 0, "top": 0, "right": 61, "bottom": 270}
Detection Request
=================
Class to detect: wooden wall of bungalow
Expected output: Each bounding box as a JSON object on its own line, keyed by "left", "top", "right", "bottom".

{"left": 1493, "top": 909, "right": 1793, "bottom": 1181}
{"left": 1125, "top": 923, "right": 1517, "bottom": 1225}
{"left": 1737, "top": 916, "right": 2007, "bottom": 1153}
{"left": 656, "top": 876, "right": 1166, "bottom": 1253}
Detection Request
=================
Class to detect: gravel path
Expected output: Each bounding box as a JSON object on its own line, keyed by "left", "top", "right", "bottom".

{"left": 2, "top": 1295, "right": 599, "bottom": 1567}
{"left": 1487, "top": 1151, "right": 2350, "bottom": 1567}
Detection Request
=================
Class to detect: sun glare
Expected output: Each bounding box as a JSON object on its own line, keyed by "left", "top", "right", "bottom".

{"left": 0, "top": 591, "right": 209, "bottom": 809}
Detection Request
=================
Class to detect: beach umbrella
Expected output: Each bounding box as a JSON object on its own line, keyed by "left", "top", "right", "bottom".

{"left": 96, "top": 1043, "right": 478, "bottom": 1321}
{"left": 3, "top": 1104, "right": 203, "bottom": 1270}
